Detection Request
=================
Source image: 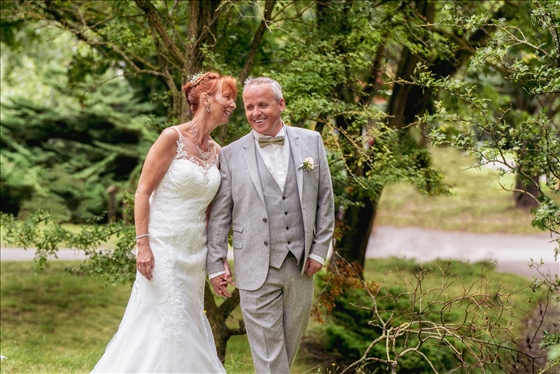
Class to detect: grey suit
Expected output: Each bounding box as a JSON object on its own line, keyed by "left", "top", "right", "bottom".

{"left": 207, "top": 125, "right": 335, "bottom": 373}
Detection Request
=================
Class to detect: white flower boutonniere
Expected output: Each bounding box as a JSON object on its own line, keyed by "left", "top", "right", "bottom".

{"left": 298, "top": 156, "right": 315, "bottom": 171}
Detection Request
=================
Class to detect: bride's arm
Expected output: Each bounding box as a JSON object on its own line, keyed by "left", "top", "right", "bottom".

{"left": 134, "top": 128, "right": 177, "bottom": 280}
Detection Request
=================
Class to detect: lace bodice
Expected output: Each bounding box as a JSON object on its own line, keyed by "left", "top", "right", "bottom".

{"left": 173, "top": 126, "right": 219, "bottom": 170}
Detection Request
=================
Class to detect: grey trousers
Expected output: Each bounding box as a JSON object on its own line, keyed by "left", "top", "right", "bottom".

{"left": 239, "top": 254, "right": 314, "bottom": 374}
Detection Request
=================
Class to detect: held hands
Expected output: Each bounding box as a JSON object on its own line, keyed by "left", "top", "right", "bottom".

{"left": 136, "top": 240, "right": 155, "bottom": 280}
{"left": 304, "top": 257, "right": 323, "bottom": 276}
{"left": 211, "top": 260, "right": 235, "bottom": 298}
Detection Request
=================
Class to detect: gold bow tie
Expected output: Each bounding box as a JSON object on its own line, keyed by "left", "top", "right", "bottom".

{"left": 258, "top": 136, "right": 285, "bottom": 148}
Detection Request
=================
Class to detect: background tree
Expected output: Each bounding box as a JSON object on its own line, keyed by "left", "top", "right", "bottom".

{"left": 0, "top": 24, "right": 157, "bottom": 220}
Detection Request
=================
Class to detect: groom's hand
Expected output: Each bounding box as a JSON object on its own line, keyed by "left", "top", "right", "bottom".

{"left": 304, "top": 258, "right": 323, "bottom": 276}
{"left": 211, "top": 260, "right": 234, "bottom": 298}
{"left": 211, "top": 275, "right": 232, "bottom": 298}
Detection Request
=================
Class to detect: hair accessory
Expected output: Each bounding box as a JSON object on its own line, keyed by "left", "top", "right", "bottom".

{"left": 189, "top": 72, "right": 204, "bottom": 83}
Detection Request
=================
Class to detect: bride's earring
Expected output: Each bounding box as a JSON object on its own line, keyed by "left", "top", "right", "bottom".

{"left": 205, "top": 100, "right": 210, "bottom": 113}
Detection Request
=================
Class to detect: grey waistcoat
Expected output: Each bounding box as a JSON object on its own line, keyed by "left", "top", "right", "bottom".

{"left": 255, "top": 147, "right": 305, "bottom": 269}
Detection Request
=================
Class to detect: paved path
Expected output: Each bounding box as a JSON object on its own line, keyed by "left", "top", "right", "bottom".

{"left": 366, "top": 226, "right": 559, "bottom": 278}
{"left": 1, "top": 247, "right": 89, "bottom": 261}
{"left": 2, "top": 225, "right": 559, "bottom": 278}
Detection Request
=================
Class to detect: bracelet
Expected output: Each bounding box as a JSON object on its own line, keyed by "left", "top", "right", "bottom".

{"left": 135, "top": 234, "right": 149, "bottom": 240}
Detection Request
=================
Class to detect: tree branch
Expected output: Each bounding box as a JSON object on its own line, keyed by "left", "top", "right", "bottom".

{"left": 238, "top": 0, "right": 276, "bottom": 83}
{"left": 134, "top": 0, "right": 186, "bottom": 66}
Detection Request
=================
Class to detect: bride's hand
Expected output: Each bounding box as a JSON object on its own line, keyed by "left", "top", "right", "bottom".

{"left": 137, "top": 241, "right": 155, "bottom": 280}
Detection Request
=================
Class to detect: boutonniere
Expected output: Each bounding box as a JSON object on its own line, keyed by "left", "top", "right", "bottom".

{"left": 298, "top": 156, "right": 315, "bottom": 171}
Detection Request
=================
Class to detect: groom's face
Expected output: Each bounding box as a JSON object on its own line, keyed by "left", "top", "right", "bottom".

{"left": 243, "top": 84, "right": 285, "bottom": 137}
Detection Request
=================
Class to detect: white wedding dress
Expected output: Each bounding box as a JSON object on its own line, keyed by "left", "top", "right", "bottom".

{"left": 92, "top": 128, "right": 225, "bottom": 374}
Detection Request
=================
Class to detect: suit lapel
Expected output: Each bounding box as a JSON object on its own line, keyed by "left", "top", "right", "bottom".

{"left": 286, "top": 127, "right": 304, "bottom": 203}
{"left": 241, "top": 134, "right": 265, "bottom": 203}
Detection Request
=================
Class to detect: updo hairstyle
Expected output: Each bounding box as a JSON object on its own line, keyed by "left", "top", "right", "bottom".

{"left": 183, "top": 72, "right": 237, "bottom": 114}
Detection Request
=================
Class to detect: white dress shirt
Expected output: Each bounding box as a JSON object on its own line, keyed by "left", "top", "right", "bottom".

{"left": 253, "top": 126, "right": 290, "bottom": 191}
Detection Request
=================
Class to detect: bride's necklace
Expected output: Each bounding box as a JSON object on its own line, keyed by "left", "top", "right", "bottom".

{"left": 189, "top": 121, "right": 212, "bottom": 160}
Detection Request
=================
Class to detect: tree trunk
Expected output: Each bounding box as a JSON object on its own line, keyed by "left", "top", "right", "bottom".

{"left": 334, "top": 197, "right": 378, "bottom": 271}
{"left": 239, "top": 0, "right": 277, "bottom": 83}
{"left": 203, "top": 281, "right": 245, "bottom": 363}
{"left": 184, "top": 0, "right": 221, "bottom": 77}
{"left": 513, "top": 171, "right": 540, "bottom": 210}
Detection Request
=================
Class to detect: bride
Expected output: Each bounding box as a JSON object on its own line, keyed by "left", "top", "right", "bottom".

{"left": 92, "top": 72, "right": 237, "bottom": 373}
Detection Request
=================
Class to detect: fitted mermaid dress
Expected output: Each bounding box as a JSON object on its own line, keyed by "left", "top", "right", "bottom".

{"left": 92, "top": 129, "right": 225, "bottom": 373}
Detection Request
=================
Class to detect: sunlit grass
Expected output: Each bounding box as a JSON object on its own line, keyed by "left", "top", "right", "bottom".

{"left": 376, "top": 147, "right": 559, "bottom": 234}
{"left": 0, "top": 261, "right": 131, "bottom": 373}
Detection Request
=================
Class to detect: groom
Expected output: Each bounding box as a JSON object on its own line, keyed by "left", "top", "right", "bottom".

{"left": 207, "top": 76, "right": 335, "bottom": 373}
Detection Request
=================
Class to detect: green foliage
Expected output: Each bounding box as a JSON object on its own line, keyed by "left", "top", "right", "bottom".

{"left": 304, "top": 259, "right": 548, "bottom": 373}
{"left": 420, "top": 0, "right": 560, "bottom": 247}
{"left": 1, "top": 56, "right": 159, "bottom": 221}
{"left": 540, "top": 329, "right": 560, "bottom": 373}
{"left": 1, "top": 211, "right": 136, "bottom": 285}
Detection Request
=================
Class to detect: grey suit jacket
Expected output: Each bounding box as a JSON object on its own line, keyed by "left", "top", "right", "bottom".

{"left": 207, "top": 126, "right": 335, "bottom": 291}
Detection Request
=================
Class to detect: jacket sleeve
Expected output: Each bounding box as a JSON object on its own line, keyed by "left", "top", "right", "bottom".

{"left": 207, "top": 149, "right": 233, "bottom": 276}
{"left": 309, "top": 132, "right": 335, "bottom": 260}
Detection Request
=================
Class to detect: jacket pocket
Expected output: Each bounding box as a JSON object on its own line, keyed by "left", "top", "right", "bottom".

{"left": 232, "top": 224, "right": 244, "bottom": 249}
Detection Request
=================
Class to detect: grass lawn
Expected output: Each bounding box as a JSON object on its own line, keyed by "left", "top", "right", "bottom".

{"left": 376, "top": 147, "right": 559, "bottom": 234}
{"left": 0, "top": 258, "right": 540, "bottom": 373}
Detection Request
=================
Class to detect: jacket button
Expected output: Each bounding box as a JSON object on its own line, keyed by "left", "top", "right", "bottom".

{"left": 263, "top": 218, "right": 267, "bottom": 222}
{"left": 284, "top": 212, "right": 288, "bottom": 215}
{"left": 264, "top": 241, "right": 269, "bottom": 246}
{"left": 286, "top": 227, "right": 289, "bottom": 230}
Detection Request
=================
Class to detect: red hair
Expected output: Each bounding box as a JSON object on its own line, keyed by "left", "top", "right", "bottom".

{"left": 182, "top": 72, "right": 237, "bottom": 114}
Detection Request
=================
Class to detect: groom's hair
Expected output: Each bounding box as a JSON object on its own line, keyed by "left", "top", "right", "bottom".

{"left": 244, "top": 76, "right": 283, "bottom": 102}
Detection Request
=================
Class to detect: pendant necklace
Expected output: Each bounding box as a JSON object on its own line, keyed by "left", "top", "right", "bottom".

{"left": 189, "top": 121, "right": 211, "bottom": 160}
